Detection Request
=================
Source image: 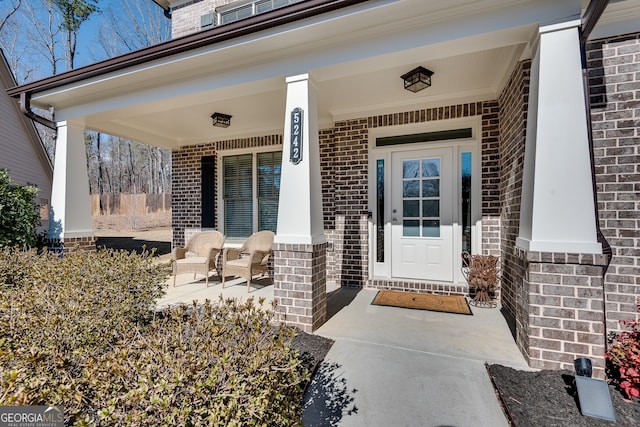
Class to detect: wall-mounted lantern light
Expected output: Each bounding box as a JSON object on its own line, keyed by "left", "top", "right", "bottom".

{"left": 401, "top": 66, "right": 434, "bottom": 93}
{"left": 211, "top": 112, "right": 232, "bottom": 128}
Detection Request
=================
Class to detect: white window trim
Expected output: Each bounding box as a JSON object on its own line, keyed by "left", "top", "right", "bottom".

{"left": 217, "top": 145, "right": 283, "bottom": 243}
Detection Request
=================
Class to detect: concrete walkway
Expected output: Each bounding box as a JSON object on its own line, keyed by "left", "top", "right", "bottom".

{"left": 303, "top": 288, "right": 531, "bottom": 427}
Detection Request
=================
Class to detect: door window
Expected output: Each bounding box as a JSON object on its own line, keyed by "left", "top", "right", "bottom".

{"left": 402, "top": 158, "right": 441, "bottom": 238}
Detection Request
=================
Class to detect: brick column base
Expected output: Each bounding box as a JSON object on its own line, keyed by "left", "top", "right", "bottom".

{"left": 63, "top": 236, "right": 97, "bottom": 253}
{"left": 45, "top": 236, "right": 97, "bottom": 253}
{"left": 273, "top": 242, "right": 327, "bottom": 333}
{"left": 517, "top": 249, "right": 609, "bottom": 378}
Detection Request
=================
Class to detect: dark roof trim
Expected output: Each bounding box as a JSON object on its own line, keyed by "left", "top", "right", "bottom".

{"left": 151, "top": 0, "right": 171, "bottom": 11}
{"left": 580, "top": 0, "right": 610, "bottom": 44}
{"left": 151, "top": 0, "right": 172, "bottom": 19}
{"left": 7, "top": 0, "right": 367, "bottom": 99}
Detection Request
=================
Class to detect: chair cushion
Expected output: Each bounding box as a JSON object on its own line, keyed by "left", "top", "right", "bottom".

{"left": 226, "top": 258, "right": 251, "bottom": 268}
{"left": 175, "top": 257, "right": 209, "bottom": 265}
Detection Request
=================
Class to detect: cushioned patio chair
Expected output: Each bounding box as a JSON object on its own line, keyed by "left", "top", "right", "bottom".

{"left": 222, "top": 230, "right": 275, "bottom": 292}
{"left": 172, "top": 230, "right": 225, "bottom": 287}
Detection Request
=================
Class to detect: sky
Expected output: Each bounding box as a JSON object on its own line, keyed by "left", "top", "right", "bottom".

{"left": 74, "top": 0, "right": 120, "bottom": 68}
{"left": 0, "top": 0, "right": 172, "bottom": 84}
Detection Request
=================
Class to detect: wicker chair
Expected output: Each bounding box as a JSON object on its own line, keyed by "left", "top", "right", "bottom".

{"left": 172, "top": 230, "right": 225, "bottom": 287}
{"left": 222, "top": 230, "right": 275, "bottom": 292}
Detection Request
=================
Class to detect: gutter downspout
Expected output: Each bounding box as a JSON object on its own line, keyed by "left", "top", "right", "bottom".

{"left": 19, "top": 92, "right": 56, "bottom": 130}
{"left": 579, "top": 0, "right": 612, "bottom": 350}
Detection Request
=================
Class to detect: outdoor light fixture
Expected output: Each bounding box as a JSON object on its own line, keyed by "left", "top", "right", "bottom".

{"left": 401, "top": 66, "right": 434, "bottom": 93}
{"left": 573, "top": 357, "right": 616, "bottom": 422}
{"left": 211, "top": 112, "right": 232, "bottom": 128}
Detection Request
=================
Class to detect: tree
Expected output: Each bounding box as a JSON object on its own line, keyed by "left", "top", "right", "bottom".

{"left": 1, "top": 0, "right": 173, "bottom": 201}
{"left": 0, "top": 0, "right": 21, "bottom": 34}
{"left": 97, "top": 0, "right": 169, "bottom": 58}
{"left": 49, "top": 0, "right": 98, "bottom": 70}
{"left": 0, "top": 169, "right": 40, "bottom": 247}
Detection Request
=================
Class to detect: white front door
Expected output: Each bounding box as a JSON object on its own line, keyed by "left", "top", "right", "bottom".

{"left": 391, "top": 147, "right": 454, "bottom": 281}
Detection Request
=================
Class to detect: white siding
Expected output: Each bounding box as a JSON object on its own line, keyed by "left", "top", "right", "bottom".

{"left": 1, "top": 56, "right": 53, "bottom": 231}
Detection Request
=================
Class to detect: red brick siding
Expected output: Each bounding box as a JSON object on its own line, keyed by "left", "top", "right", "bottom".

{"left": 498, "top": 60, "right": 531, "bottom": 348}
{"left": 482, "top": 101, "right": 501, "bottom": 257}
{"left": 588, "top": 32, "right": 640, "bottom": 333}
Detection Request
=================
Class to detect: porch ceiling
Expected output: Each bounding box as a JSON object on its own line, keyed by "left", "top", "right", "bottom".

{"left": 27, "top": 0, "right": 583, "bottom": 150}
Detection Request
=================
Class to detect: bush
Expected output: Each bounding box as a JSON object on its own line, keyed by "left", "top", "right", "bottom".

{"left": 606, "top": 299, "right": 640, "bottom": 400}
{"left": 82, "top": 299, "right": 307, "bottom": 426}
{"left": 0, "top": 248, "right": 168, "bottom": 422}
{"left": 0, "top": 169, "right": 40, "bottom": 248}
{"left": 0, "top": 249, "right": 308, "bottom": 426}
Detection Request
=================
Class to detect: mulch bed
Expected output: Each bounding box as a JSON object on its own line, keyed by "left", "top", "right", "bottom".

{"left": 96, "top": 236, "right": 171, "bottom": 256}
{"left": 291, "top": 330, "right": 335, "bottom": 388}
{"left": 488, "top": 364, "right": 640, "bottom": 426}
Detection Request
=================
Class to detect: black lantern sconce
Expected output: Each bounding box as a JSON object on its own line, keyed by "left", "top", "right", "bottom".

{"left": 211, "top": 112, "right": 232, "bottom": 128}
{"left": 401, "top": 66, "right": 434, "bottom": 93}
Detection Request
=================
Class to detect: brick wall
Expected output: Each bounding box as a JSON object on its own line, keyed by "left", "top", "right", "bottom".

{"left": 63, "top": 236, "right": 97, "bottom": 253}
{"left": 320, "top": 128, "right": 339, "bottom": 281}
{"left": 498, "top": 60, "right": 530, "bottom": 345}
{"left": 587, "top": 32, "right": 640, "bottom": 335}
{"left": 273, "top": 242, "right": 327, "bottom": 332}
{"left": 522, "top": 251, "right": 609, "bottom": 377}
{"left": 482, "top": 101, "right": 501, "bottom": 258}
{"left": 171, "top": 0, "right": 239, "bottom": 38}
{"left": 172, "top": 143, "right": 216, "bottom": 248}
{"left": 330, "top": 118, "right": 369, "bottom": 287}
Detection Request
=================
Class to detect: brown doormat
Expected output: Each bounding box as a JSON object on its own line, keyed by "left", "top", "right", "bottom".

{"left": 372, "top": 290, "right": 472, "bottom": 315}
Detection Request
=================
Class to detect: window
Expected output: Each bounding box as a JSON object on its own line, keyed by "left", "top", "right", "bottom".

{"left": 376, "top": 159, "right": 384, "bottom": 262}
{"left": 257, "top": 151, "right": 281, "bottom": 232}
{"left": 219, "top": 0, "right": 304, "bottom": 25}
{"left": 461, "top": 151, "right": 472, "bottom": 252}
{"left": 223, "top": 151, "right": 282, "bottom": 238}
{"left": 220, "top": 4, "right": 252, "bottom": 24}
{"left": 401, "top": 158, "right": 441, "bottom": 238}
{"left": 200, "top": 12, "right": 215, "bottom": 29}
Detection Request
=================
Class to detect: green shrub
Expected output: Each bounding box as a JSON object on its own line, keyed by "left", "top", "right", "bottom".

{"left": 0, "top": 249, "right": 308, "bottom": 426}
{"left": 0, "top": 169, "right": 40, "bottom": 248}
{"left": 82, "top": 299, "right": 307, "bottom": 426}
{"left": 0, "top": 248, "right": 168, "bottom": 421}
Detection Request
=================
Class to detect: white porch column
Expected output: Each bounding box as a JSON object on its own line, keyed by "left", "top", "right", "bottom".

{"left": 48, "top": 121, "right": 94, "bottom": 243}
{"left": 516, "top": 20, "right": 602, "bottom": 254}
{"left": 275, "top": 73, "right": 325, "bottom": 245}
{"left": 273, "top": 74, "right": 326, "bottom": 332}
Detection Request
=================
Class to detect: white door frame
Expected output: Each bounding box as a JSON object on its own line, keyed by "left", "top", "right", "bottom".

{"left": 367, "top": 118, "right": 482, "bottom": 285}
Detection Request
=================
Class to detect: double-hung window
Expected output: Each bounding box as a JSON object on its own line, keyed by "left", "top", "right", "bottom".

{"left": 222, "top": 151, "right": 282, "bottom": 239}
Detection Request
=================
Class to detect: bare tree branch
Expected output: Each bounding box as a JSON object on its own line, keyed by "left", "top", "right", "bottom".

{"left": 0, "top": 0, "right": 21, "bottom": 34}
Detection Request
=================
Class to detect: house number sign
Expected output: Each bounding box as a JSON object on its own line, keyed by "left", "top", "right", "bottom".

{"left": 290, "top": 107, "right": 303, "bottom": 165}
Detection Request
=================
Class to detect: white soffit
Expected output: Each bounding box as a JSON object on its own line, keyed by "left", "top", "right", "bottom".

{"left": 588, "top": 0, "right": 640, "bottom": 39}
{"left": 33, "top": 0, "right": 580, "bottom": 147}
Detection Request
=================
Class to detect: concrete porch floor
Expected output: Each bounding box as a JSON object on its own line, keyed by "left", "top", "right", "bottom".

{"left": 157, "top": 272, "right": 275, "bottom": 308}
